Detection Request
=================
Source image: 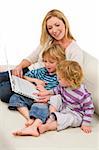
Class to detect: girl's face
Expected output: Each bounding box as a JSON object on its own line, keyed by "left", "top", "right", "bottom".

{"left": 57, "top": 74, "right": 71, "bottom": 87}
{"left": 43, "top": 56, "right": 58, "bottom": 74}
{"left": 47, "top": 17, "right": 66, "bottom": 40}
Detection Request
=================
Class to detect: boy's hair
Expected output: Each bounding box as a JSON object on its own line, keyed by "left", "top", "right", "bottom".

{"left": 42, "top": 44, "right": 65, "bottom": 62}
{"left": 56, "top": 60, "right": 84, "bottom": 88}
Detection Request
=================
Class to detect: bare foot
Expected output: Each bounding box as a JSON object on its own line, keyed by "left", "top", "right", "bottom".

{"left": 46, "top": 118, "right": 53, "bottom": 123}
{"left": 12, "top": 126, "right": 40, "bottom": 137}
{"left": 25, "top": 119, "right": 34, "bottom": 127}
{"left": 38, "top": 124, "right": 48, "bottom": 134}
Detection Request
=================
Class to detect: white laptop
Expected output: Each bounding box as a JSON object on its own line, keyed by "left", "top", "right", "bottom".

{"left": 4, "top": 48, "right": 39, "bottom": 100}
{"left": 8, "top": 69, "right": 39, "bottom": 100}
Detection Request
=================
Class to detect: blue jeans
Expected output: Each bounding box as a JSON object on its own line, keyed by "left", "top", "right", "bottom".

{"left": 8, "top": 93, "right": 49, "bottom": 123}
{"left": 29, "top": 103, "right": 49, "bottom": 123}
{"left": 0, "top": 71, "right": 9, "bottom": 82}
{"left": 0, "top": 71, "right": 13, "bottom": 103}
{"left": 8, "top": 93, "right": 33, "bottom": 110}
{"left": 0, "top": 68, "right": 29, "bottom": 103}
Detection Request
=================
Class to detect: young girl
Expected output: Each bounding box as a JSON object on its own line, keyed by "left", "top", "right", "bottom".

{"left": 38, "top": 60, "right": 94, "bottom": 134}
{"left": 9, "top": 44, "right": 65, "bottom": 136}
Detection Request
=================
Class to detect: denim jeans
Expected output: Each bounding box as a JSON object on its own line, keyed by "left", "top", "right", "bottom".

{"left": 8, "top": 93, "right": 33, "bottom": 110}
{"left": 0, "top": 68, "right": 29, "bottom": 103}
{"left": 0, "top": 81, "right": 13, "bottom": 103}
{"left": 0, "top": 71, "right": 12, "bottom": 103}
{"left": 0, "top": 71, "right": 9, "bottom": 83}
{"left": 29, "top": 103, "right": 49, "bottom": 123}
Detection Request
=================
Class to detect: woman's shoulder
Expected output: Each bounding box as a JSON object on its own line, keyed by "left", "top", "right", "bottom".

{"left": 66, "top": 40, "right": 83, "bottom": 52}
{"left": 66, "top": 40, "right": 83, "bottom": 67}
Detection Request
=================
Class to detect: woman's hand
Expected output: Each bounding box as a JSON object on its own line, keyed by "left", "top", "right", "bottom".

{"left": 81, "top": 125, "right": 92, "bottom": 133}
{"left": 12, "top": 65, "right": 23, "bottom": 78}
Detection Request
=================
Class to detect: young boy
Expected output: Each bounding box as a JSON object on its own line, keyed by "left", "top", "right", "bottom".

{"left": 8, "top": 44, "right": 65, "bottom": 136}
{"left": 38, "top": 60, "right": 94, "bottom": 134}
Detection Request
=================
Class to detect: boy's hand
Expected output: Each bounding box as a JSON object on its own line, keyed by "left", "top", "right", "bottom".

{"left": 36, "top": 84, "right": 46, "bottom": 92}
{"left": 81, "top": 125, "right": 92, "bottom": 133}
{"left": 35, "top": 79, "right": 47, "bottom": 86}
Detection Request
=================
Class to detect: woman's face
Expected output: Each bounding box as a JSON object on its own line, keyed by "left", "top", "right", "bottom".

{"left": 46, "top": 17, "right": 66, "bottom": 40}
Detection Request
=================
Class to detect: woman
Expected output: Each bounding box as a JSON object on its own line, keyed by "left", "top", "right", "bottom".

{"left": 0, "top": 9, "right": 83, "bottom": 103}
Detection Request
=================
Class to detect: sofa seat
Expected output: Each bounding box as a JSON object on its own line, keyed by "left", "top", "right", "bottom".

{"left": 0, "top": 101, "right": 99, "bottom": 150}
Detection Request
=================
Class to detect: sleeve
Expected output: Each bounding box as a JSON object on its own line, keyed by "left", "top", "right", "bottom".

{"left": 25, "top": 45, "right": 42, "bottom": 64}
{"left": 66, "top": 41, "right": 83, "bottom": 68}
{"left": 81, "top": 93, "right": 95, "bottom": 126}
{"left": 53, "top": 85, "right": 61, "bottom": 95}
{"left": 24, "top": 69, "right": 38, "bottom": 78}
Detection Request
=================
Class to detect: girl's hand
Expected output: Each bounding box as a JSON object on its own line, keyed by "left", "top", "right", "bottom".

{"left": 36, "top": 85, "right": 50, "bottom": 96}
{"left": 37, "top": 95, "right": 50, "bottom": 103}
{"left": 81, "top": 125, "right": 92, "bottom": 133}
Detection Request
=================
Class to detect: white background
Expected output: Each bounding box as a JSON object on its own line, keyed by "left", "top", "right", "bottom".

{"left": 0, "top": 0, "right": 98, "bottom": 65}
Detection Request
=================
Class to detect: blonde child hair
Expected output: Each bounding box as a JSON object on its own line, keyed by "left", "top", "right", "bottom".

{"left": 56, "top": 60, "right": 84, "bottom": 89}
{"left": 42, "top": 44, "right": 65, "bottom": 63}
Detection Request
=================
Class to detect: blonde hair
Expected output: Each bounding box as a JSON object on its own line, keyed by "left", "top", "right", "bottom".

{"left": 40, "top": 9, "right": 75, "bottom": 47}
{"left": 42, "top": 44, "right": 65, "bottom": 63}
{"left": 56, "top": 60, "right": 83, "bottom": 89}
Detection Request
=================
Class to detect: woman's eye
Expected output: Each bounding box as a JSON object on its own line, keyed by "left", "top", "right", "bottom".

{"left": 55, "top": 24, "right": 60, "bottom": 27}
{"left": 48, "top": 27, "right": 52, "bottom": 30}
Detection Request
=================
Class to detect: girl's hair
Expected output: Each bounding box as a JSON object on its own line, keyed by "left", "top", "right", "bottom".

{"left": 40, "top": 9, "right": 75, "bottom": 47}
{"left": 42, "top": 44, "right": 65, "bottom": 63}
{"left": 56, "top": 60, "right": 83, "bottom": 89}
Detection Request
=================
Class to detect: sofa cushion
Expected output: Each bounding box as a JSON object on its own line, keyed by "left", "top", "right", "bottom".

{"left": 83, "top": 51, "right": 99, "bottom": 115}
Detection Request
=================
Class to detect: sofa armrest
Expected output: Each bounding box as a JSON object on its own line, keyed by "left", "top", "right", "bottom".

{"left": 83, "top": 51, "right": 99, "bottom": 116}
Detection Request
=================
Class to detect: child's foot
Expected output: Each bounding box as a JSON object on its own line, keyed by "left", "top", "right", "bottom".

{"left": 46, "top": 118, "right": 53, "bottom": 123}
{"left": 25, "top": 119, "right": 34, "bottom": 127}
{"left": 12, "top": 126, "right": 40, "bottom": 137}
{"left": 38, "top": 124, "right": 48, "bottom": 134}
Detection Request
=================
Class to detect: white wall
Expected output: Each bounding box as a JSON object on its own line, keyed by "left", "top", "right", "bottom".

{"left": 0, "top": 0, "right": 98, "bottom": 65}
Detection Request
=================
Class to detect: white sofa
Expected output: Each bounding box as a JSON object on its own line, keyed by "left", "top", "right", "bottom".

{"left": 0, "top": 51, "right": 99, "bottom": 150}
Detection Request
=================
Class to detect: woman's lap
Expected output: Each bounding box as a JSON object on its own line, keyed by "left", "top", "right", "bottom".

{"left": 0, "top": 81, "right": 13, "bottom": 103}
{"left": 0, "top": 68, "right": 29, "bottom": 103}
{"left": 0, "top": 71, "right": 9, "bottom": 82}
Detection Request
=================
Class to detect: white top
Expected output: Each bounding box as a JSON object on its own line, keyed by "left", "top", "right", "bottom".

{"left": 25, "top": 41, "right": 83, "bottom": 70}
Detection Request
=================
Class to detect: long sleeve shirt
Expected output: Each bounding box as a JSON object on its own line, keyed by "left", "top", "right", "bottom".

{"left": 25, "top": 41, "right": 83, "bottom": 70}
{"left": 25, "top": 67, "right": 59, "bottom": 90}
{"left": 52, "top": 84, "right": 94, "bottom": 126}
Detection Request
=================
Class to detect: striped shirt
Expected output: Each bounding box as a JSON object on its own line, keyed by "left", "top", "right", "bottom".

{"left": 25, "top": 67, "right": 59, "bottom": 90}
{"left": 52, "top": 84, "right": 94, "bottom": 126}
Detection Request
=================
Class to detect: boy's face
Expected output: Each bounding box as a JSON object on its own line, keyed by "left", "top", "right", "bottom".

{"left": 43, "top": 56, "right": 58, "bottom": 73}
{"left": 57, "top": 74, "right": 72, "bottom": 87}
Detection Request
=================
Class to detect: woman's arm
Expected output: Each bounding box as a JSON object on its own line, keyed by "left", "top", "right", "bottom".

{"left": 12, "top": 45, "right": 42, "bottom": 77}
{"left": 12, "top": 59, "right": 31, "bottom": 77}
